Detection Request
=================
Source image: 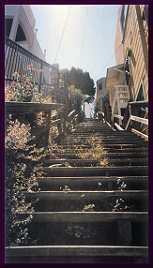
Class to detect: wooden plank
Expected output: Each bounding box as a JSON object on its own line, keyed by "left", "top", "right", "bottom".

{"left": 130, "top": 115, "right": 148, "bottom": 125}
{"left": 114, "top": 123, "right": 124, "bottom": 131}
{"left": 125, "top": 115, "right": 148, "bottom": 130}
{"left": 131, "top": 128, "right": 148, "bottom": 141}
{"left": 129, "top": 100, "right": 148, "bottom": 106}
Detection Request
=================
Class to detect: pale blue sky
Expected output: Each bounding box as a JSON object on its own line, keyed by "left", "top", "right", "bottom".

{"left": 31, "top": 5, "right": 119, "bottom": 83}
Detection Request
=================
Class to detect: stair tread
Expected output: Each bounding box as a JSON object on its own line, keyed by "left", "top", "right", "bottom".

{"left": 16, "top": 211, "right": 148, "bottom": 223}
{"left": 44, "top": 166, "right": 148, "bottom": 170}
{"left": 25, "top": 190, "right": 148, "bottom": 200}
{"left": 6, "top": 245, "right": 148, "bottom": 257}
{"left": 37, "top": 175, "right": 148, "bottom": 180}
{"left": 26, "top": 190, "right": 147, "bottom": 193}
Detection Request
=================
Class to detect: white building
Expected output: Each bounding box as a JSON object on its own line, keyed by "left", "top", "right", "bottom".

{"left": 5, "top": 5, "right": 45, "bottom": 60}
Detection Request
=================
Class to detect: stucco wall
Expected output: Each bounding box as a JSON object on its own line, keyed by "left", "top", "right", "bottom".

{"left": 5, "top": 5, "right": 45, "bottom": 61}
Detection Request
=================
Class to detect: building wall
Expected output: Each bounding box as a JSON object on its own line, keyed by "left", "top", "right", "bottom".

{"left": 115, "top": 7, "right": 124, "bottom": 65}
{"left": 115, "top": 5, "right": 148, "bottom": 101}
{"left": 96, "top": 77, "right": 106, "bottom": 110}
{"left": 5, "top": 5, "right": 45, "bottom": 61}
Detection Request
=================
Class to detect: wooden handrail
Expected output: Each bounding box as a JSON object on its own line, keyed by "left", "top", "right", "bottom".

{"left": 130, "top": 115, "right": 148, "bottom": 125}
{"left": 114, "top": 123, "right": 124, "bottom": 131}
{"left": 111, "top": 99, "right": 148, "bottom": 140}
{"left": 131, "top": 128, "right": 148, "bottom": 141}
{"left": 113, "top": 114, "right": 124, "bottom": 120}
{"left": 128, "top": 100, "right": 148, "bottom": 105}
{"left": 125, "top": 115, "right": 148, "bottom": 130}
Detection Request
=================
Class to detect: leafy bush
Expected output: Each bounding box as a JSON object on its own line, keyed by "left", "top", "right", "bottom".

{"left": 5, "top": 72, "right": 34, "bottom": 102}
{"left": 5, "top": 72, "right": 53, "bottom": 104}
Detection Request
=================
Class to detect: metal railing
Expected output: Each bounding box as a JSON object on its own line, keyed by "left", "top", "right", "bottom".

{"left": 5, "top": 38, "right": 58, "bottom": 93}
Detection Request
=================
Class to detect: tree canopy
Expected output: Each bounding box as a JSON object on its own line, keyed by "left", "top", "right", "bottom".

{"left": 61, "top": 67, "right": 95, "bottom": 96}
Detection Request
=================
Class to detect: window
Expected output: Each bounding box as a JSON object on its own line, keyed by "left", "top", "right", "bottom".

{"left": 142, "top": 6, "right": 148, "bottom": 24}
{"left": 5, "top": 18, "right": 13, "bottom": 38}
{"left": 15, "top": 24, "right": 26, "bottom": 42}
{"left": 99, "top": 83, "right": 102, "bottom": 90}
{"left": 136, "top": 83, "right": 145, "bottom": 101}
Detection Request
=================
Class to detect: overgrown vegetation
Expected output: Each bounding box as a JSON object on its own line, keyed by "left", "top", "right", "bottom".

{"left": 5, "top": 72, "right": 52, "bottom": 103}
{"left": 61, "top": 67, "right": 95, "bottom": 96}
{"left": 73, "top": 135, "right": 109, "bottom": 167}
{"left": 68, "top": 85, "right": 83, "bottom": 112}
{"left": 5, "top": 72, "right": 55, "bottom": 246}
{"left": 5, "top": 119, "right": 47, "bottom": 246}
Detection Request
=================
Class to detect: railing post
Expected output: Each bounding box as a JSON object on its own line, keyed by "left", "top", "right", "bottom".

{"left": 39, "top": 61, "right": 43, "bottom": 93}
{"left": 125, "top": 103, "right": 132, "bottom": 130}
{"left": 47, "top": 110, "right": 52, "bottom": 146}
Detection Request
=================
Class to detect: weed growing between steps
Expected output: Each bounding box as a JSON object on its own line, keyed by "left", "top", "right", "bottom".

{"left": 5, "top": 119, "right": 46, "bottom": 246}
{"left": 72, "top": 135, "right": 109, "bottom": 167}
{"left": 112, "top": 198, "right": 131, "bottom": 212}
{"left": 48, "top": 144, "right": 65, "bottom": 159}
{"left": 116, "top": 178, "right": 127, "bottom": 191}
{"left": 82, "top": 203, "right": 96, "bottom": 211}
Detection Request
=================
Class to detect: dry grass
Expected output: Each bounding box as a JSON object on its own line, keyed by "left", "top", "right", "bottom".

{"left": 72, "top": 135, "right": 109, "bottom": 167}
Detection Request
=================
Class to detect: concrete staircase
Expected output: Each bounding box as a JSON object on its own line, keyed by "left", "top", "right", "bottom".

{"left": 6, "top": 119, "right": 148, "bottom": 263}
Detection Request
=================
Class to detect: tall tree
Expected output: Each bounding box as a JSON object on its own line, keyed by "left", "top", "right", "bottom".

{"left": 61, "top": 67, "right": 95, "bottom": 96}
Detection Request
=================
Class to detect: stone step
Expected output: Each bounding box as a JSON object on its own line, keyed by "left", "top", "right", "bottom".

{"left": 59, "top": 152, "right": 148, "bottom": 159}
{"left": 66, "top": 135, "right": 142, "bottom": 141}
{"left": 63, "top": 140, "right": 146, "bottom": 145}
{"left": 5, "top": 245, "right": 148, "bottom": 263}
{"left": 71, "top": 132, "right": 136, "bottom": 136}
{"left": 58, "top": 147, "right": 148, "bottom": 154}
{"left": 43, "top": 166, "right": 148, "bottom": 177}
{"left": 61, "top": 144, "right": 147, "bottom": 149}
{"left": 37, "top": 176, "right": 148, "bottom": 191}
{"left": 17, "top": 211, "right": 148, "bottom": 223}
{"left": 73, "top": 130, "right": 117, "bottom": 134}
{"left": 70, "top": 136, "right": 140, "bottom": 140}
{"left": 6, "top": 118, "right": 148, "bottom": 263}
{"left": 25, "top": 190, "right": 148, "bottom": 212}
{"left": 44, "top": 159, "right": 99, "bottom": 166}
{"left": 66, "top": 139, "right": 146, "bottom": 145}
{"left": 103, "top": 147, "right": 147, "bottom": 152}
{"left": 14, "top": 219, "right": 148, "bottom": 247}
{"left": 43, "top": 158, "right": 148, "bottom": 167}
